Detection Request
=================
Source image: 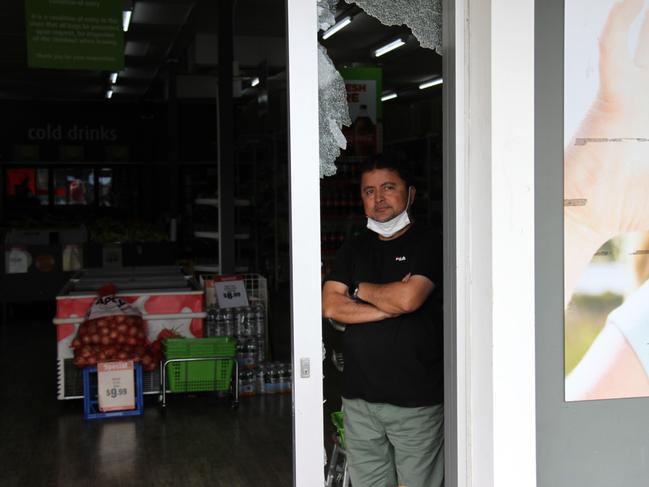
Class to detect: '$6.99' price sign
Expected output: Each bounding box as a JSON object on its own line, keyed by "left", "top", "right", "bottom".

{"left": 97, "top": 360, "right": 135, "bottom": 412}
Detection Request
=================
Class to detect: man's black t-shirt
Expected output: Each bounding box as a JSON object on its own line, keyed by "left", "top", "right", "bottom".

{"left": 325, "top": 223, "right": 443, "bottom": 407}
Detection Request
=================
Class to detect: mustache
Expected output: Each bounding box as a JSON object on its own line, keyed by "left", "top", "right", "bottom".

{"left": 374, "top": 204, "right": 391, "bottom": 211}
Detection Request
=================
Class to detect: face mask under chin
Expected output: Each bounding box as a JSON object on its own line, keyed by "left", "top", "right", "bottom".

{"left": 366, "top": 210, "right": 411, "bottom": 238}
{"left": 366, "top": 187, "right": 413, "bottom": 238}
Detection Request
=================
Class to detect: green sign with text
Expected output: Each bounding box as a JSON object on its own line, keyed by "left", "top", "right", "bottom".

{"left": 25, "top": 0, "right": 123, "bottom": 71}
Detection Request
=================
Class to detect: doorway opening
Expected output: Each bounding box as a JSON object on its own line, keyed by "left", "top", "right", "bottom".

{"left": 312, "top": 2, "right": 445, "bottom": 486}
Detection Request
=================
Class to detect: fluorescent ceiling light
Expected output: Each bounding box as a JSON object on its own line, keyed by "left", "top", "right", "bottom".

{"left": 251, "top": 77, "right": 260, "bottom": 87}
{"left": 374, "top": 38, "right": 405, "bottom": 58}
{"left": 322, "top": 16, "right": 352, "bottom": 40}
{"left": 105, "top": 89, "right": 113, "bottom": 99}
{"left": 109, "top": 72, "right": 118, "bottom": 84}
{"left": 419, "top": 78, "right": 443, "bottom": 90}
{"left": 122, "top": 10, "right": 132, "bottom": 32}
{"left": 381, "top": 92, "right": 397, "bottom": 102}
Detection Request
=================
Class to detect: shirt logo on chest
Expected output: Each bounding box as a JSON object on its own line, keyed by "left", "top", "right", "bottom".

{"left": 395, "top": 256, "right": 407, "bottom": 262}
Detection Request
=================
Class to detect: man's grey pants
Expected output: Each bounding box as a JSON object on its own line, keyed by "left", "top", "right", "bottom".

{"left": 342, "top": 397, "right": 444, "bottom": 487}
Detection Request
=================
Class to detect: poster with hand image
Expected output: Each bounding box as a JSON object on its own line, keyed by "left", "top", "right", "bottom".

{"left": 564, "top": 0, "right": 649, "bottom": 401}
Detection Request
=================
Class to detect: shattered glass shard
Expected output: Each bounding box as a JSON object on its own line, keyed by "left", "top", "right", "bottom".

{"left": 318, "top": 44, "right": 351, "bottom": 178}
{"left": 345, "top": 0, "right": 442, "bottom": 55}
{"left": 317, "top": 0, "right": 338, "bottom": 31}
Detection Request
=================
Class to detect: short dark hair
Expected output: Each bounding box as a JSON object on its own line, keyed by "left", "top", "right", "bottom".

{"left": 359, "top": 155, "right": 414, "bottom": 188}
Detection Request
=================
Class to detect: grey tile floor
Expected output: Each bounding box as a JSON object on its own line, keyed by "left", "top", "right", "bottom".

{"left": 0, "top": 321, "right": 294, "bottom": 487}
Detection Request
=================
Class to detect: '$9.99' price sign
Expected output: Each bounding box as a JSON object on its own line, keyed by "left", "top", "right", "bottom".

{"left": 97, "top": 360, "right": 135, "bottom": 412}
{"left": 106, "top": 387, "right": 128, "bottom": 399}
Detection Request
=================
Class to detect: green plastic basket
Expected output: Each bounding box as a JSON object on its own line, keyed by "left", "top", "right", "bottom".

{"left": 164, "top": 337, "right": 237, "bottom": 393}
{"left": 331, "top": 411, "right": 345, "bottom": 448}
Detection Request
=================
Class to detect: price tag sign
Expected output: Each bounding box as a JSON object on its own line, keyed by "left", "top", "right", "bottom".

{"left": 214, "top": 277, "right": 248, "bottom": 308}
{"left": 5, "top": 248, "right": 30, "bottom": 274}
{"left": 97, "top": 361, "right": 135, "bottom": 412}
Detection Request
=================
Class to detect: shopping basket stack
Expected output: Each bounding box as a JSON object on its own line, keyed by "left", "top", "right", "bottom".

{"left": 163, "top": 337, "right": 237, "bottom": 393}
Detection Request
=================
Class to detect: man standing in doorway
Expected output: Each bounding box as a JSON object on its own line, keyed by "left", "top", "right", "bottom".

{"left": 322, "top": 157, "right": 444, "bottom": 487}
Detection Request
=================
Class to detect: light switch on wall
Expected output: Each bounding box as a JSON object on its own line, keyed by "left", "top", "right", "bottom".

{"left": 300, "top": 357, "right": 310, "bottom": 378}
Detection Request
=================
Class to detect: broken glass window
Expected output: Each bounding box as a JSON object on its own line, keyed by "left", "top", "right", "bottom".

{"left": 317, "top": 0, "right": 338, "bottom": 31}
{"left": 344, "top": 0, "right": 442, "bottom": 55}
{"left": 318, "top": 44, "right": 351, "bottom": 178}
{"left": 317, "top": 0, "right": 351, "bottom": 177}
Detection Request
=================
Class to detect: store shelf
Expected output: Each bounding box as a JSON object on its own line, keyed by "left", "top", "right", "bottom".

{"left": 194, "top": 264, "right": 250, "bottom": 273}
{"left": 194, "top": 198, "right": 252, "bottom": 207}
{"left": 194, "top": 230, "right": 219, "bottom": 240}
{"left": 193, "top": 231, "right": 250, "bottom": 240}
{"left": 183, "top": 160, "right": 261, "bottom": 276}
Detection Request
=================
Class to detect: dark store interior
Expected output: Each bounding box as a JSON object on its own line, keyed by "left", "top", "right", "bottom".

{"left": 0, "top": 1, "right": 442, "bottom": 486}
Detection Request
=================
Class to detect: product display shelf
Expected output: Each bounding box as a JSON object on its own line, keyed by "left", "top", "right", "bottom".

{"left": 194, "top": 198, "right": 251, "bottom": 207}
{"left": 200, "top": 273, "right": 294, "bottom": 398}
{"left": 320, "top": 156, "right": 367, "bottom": 278}
{"left": 55, "top": 266, "right": 206, "bottom": 400}
{"left": 1, "top": 225, "right": 88, "bottom": 322}
{"left": 200, "top": 273, "right": 270, "bottom": 360}
{"left": 182, "top": 164, "right": 257, "bottom": 275}
{"left": 193, "top": 263, "right": 250, "bottom": 274}
{"left": 200, "top": 273, "right": 268, "bottom": 312}
{"left": 193, "top": 231, "right": 251, "bottom": 240}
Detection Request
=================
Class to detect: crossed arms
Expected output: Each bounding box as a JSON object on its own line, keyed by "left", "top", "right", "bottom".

{"left": 322, "top": 274, "right": 435, "bottom": 324}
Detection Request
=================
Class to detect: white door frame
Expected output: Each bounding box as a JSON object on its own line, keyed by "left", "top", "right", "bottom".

{"left": 286, "top": 0, "right": 537, "bottom": 485}
{"left": 443, "top": 0, "right": 537, "bottom": 486}
{"left": 286, "top": 1, "right": 325, "bottom": 486}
